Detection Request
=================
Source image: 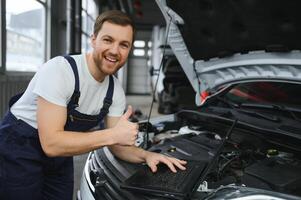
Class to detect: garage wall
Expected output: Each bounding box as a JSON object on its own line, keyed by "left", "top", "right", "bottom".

{"left": 0, "top": 74, "right": 31, "bottom": 118}
{"left": 126, "top": 30, "right": 152, "bottom": 94}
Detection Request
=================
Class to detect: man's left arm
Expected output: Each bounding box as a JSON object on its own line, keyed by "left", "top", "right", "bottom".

{"left": 105, "top": 115, "right": 187, "bottom": 173}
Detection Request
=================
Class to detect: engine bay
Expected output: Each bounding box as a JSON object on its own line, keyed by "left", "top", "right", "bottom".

{"left": 136, "top": 111, "right": 301, "bottom": 197}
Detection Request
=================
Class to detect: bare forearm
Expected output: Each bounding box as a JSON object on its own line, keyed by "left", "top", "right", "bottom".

{"left": 39, "top": 129, "right": 115, "bottom": 157}
{"left": 37, "top": 98, "right": 139, "bottom": 157}
{"left": 109, "top": 145, "right": 149, "bottom": 163}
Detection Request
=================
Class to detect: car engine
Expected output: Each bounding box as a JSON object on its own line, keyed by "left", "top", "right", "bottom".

{"left": 137, "top": 111, "right": 301, "bottom": 197}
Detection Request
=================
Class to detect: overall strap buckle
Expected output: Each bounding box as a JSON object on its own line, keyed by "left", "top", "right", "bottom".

{"left": 70, "top": 91, "right": 81, "bottom": 108}
{"left": 100, "top": 98, "right": 112, "bottom": 114}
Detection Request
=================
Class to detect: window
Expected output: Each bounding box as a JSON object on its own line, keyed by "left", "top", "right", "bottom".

{"left": 81, "top": 0, "right": 97, "bottom": 52}
{"left": 133, "top": 40, "right": 145, "bottom": 48}
{"left": 6, "top": 0, "right": 46, "bottom": 72}
{"left": 132, "top": 39, "right": 150, "bottom": 57}
{"left": 133, "top": 49, "right": 145, "bottom": 56}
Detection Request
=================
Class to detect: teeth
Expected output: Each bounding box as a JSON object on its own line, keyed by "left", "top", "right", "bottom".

{"left": 105, "top": 56, "right": 117, "bottom": 62}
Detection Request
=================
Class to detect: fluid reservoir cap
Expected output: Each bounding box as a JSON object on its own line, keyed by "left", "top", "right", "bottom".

{"left": 168, "top": 147, "right": 177, "bottom": 152}
{"left": 267, "top": 149, "right": 279, "bottom": 156}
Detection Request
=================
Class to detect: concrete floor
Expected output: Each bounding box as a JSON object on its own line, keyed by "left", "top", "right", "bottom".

{"left": 73, "top": 94, "right": 160, "bottom": 199}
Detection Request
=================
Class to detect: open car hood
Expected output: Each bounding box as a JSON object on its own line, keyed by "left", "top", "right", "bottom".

{"left": 155, "top": 0, "right": 301, "bottom": 105}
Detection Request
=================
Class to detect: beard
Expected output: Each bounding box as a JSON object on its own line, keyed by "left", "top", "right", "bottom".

{"left": 92, "top": 51, "right": 123, "bottom": 76}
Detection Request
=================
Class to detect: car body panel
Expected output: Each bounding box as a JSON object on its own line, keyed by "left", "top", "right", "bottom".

{"left": 155, "top": 0, "right": 301, "bottom": 105}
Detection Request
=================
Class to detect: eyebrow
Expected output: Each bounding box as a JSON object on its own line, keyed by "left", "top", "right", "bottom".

{"left": 102, "top": 35, "right": 131, "bottom": 46}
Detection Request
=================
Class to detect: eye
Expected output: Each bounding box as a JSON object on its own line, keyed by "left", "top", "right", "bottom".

{"left": 103, "top": 38, "right": 112, "bottom": 43}
{"left": 120, "top": 43, "right": 130, "bottom": 49}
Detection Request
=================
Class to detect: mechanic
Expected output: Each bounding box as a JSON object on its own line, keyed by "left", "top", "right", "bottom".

{"left": 0, "top": 10, "right": 186, "bottom": 200}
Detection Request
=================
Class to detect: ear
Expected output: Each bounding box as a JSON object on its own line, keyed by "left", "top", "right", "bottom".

{"left": 91, "top": 34, "right": 96, "bottom": 48}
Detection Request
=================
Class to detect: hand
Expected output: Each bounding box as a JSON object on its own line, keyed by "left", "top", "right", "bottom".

{"left": 144, "top": 151, "right": 187, "bottom": 173}
{"left": 111, "top": 105, "right": 139, "bottom": 146}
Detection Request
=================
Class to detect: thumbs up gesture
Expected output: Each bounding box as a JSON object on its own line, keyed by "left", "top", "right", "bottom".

{"left": 111, "top": 105, "right": 139, "bottom": 146}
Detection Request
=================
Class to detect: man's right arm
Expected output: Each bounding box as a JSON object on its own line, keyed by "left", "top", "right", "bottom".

{"left": 37, "top": 96, "right": 138, "bottom": 157}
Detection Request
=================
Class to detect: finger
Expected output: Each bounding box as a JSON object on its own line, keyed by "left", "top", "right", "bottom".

{"left": 122, "top": 105, "right": 133, "bottom": 120}
{"left": 178, "top": 159, "right": 187, "bottom": 165}
{"left": 130, "top": 138, "right": 135, "bottom": 146}
{"left": 174, "top": 158, "right": 187, "bottom": 165}
{"left": 161, "top": 158, "right": 177, "bottom": 173}
{"left": 167, "top": 156, "right": 187, "bottom": 164}
{"left": 149, "top": 164, "right": 157, "bottom": 173}
{"left": 169, "top": 158, "right": 187, "bottom": 170}
{"left": 130, "top": 122, "right": 139, "bottom": 133}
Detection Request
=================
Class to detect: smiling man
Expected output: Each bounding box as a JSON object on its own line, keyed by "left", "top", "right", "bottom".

{"left": 0, "top": 10, "right": 186, "bottom": 200}
{"left": 87, "top": 20, "right": 133, "bottom": 81}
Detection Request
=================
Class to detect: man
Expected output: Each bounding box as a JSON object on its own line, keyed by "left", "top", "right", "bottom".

{"left": 0, "top": 10, "right": 186, "bottom": 200}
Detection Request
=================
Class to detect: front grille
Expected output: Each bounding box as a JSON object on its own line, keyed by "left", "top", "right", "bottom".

{"left": 88, "top": 149, "right": 150, "bottom": 200}
{"left": 88, "top": 151, "right": 126, "bottom": 200}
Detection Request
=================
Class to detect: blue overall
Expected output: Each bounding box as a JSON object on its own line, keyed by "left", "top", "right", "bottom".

{"left": 0, "top": 55, "right": 114, "bottom": 200}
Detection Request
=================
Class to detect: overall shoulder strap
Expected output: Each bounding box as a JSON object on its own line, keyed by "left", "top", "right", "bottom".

{"left": 63, "top": 55, "right": 80, "bottom": 109}
{"left": 99, "top": 75, "right": 114, "bottom": 119}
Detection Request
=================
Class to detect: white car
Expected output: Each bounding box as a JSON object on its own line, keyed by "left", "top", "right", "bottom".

{"left": 78, "top": 0, "right": 301, "bottom": 199}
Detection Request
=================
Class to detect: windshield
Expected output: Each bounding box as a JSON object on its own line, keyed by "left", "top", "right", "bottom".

{"left": 224, "top": 82, "right": 301, "bottom": 108}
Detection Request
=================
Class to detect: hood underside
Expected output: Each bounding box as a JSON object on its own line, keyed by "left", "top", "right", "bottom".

{"left": 156, "top": 0, "right": 301, "bottom": 105}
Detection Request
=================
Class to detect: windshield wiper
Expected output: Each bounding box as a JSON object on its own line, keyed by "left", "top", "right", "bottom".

{"left": 234, "top": 108, "right": 280, "bottom": 122}
{"left": 239, "top": 103, "right": 301, "bottom": 122}
{"left": 216, "top": 97, "right": 280, "bottom": 122}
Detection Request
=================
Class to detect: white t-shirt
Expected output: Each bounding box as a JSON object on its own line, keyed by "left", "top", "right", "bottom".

{"left": 11, "top": 54, "right": 126, "bottom": 129}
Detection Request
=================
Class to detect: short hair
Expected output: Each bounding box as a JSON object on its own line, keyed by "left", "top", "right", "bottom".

{"left": 93, "top": 10, "right": 135, "bottom": 38}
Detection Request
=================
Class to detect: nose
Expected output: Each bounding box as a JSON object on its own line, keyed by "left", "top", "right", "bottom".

{"left": 109, "top": 43, "right": 119, "bottom": 55}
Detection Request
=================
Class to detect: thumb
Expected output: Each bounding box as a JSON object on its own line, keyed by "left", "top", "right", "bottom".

{"left": 150, "top": 164, "right": 157, "bottom": 173}
{"left": 122, "top": 105, "right": 133, "bottom": 120}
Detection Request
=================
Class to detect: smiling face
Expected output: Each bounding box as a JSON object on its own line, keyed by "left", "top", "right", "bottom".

{"left": 90, "top": 21, "right": 133, "bottom": 81}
